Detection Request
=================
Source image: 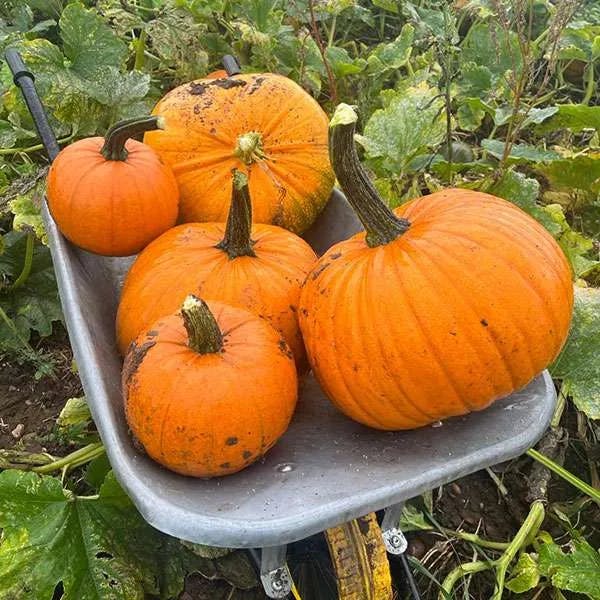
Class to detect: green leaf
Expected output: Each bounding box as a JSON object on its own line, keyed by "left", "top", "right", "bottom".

{"left": 0, "top": 120, "right": 18, "bottom": 148}
{"left": 358, "top": 83, "right": 446, "bottom": 174}
{"left": 461, "top": 22, "right": 522, "bottom": 80}
{"left": 485, "top": 169, "right": 560, "bottom": 236}
{"left": 481, "top": 139, "right": 560, "bottom": 163}
{"left": 551, "top": 287, "right": 600, "bottom": 420}
{"left": 544, "top": 204, "right": 600, "bottom": 277}
{"left": 456, "top": 62, "right": 493, "bottom": 98}
{"left": 457, "top": 98, "right": 489, "bottom": 131}
{"left": 399, "top": 503, "right": 433, "bottom": 532}
{"left": 326, "top": 46, "right": 366, "bottom": 78}
{"left": 536, "top": 155, "right": 600, "bottom": 194}
{"left": 9, "top": 178, "right": 47, "bottom": 243}
{"left": 0, "top": 231, "right": 62, "bottom": 345}
{"left": 0, "top": 470, "right": 222, "bottom": 600}
{"left": 367, "top": 24, "right": 414, "bottom": 73}
{"left": 84, "top": 67, "right": 150, "bottom": 107}
{"left": 57, "top": 397, "right": 91, "bottom": 430}
{"left": 371, "top": 0, "right": 399, "bottom": 13}
{"left": 539, "top": 105, "right": 600, "bottom": 133}
{"left": 506, "top": 553, "right": 540, "bottom": 593}
{"left": 538, "top": 536, "right": 600, "bottom": 599}
{"left": 60, "top": 2, "right": 127, "bottom": 76}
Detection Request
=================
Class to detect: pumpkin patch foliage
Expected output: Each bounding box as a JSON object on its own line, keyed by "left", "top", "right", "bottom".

{"left": 0, "top": 0, "right": 599, "bottom": 599}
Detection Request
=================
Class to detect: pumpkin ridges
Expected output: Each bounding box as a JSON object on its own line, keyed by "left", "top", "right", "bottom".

{"left": 124, "top": 300, "right": 297, "bottom": 477}
{"left": 424, "top": 224, "right": 565, "bottom": 344}
{"left": 406, "top": 236, "right": 517, "bottom": 394}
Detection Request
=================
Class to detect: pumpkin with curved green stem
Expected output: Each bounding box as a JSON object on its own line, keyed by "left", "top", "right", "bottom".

{"left": 47, "top": 116, "right": 179, "bottom": 257}
{"left": 117, "top": 169, "right": 317, "bottom": 368}
{"left": 298, "top": 104, "right": 574, "bottom": 431}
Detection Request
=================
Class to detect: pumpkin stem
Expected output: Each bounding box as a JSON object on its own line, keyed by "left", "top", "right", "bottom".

{"left": 329, "top": 104, "right": 410, "bottom": 247}
{"left": 215, "top": 169, "right": 256, "bottom": 259}
{"left": 235, "top": 131, "right": 265, "bottom": 165}
{"left": 101, "top": 116, "right": 164, "bottom": 161}
{"left": 181, "top": 295, "right": 223, "bottom": 355}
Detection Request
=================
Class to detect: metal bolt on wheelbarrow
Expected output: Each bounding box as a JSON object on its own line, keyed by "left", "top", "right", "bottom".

{"left": 6, "top": 49, "right": 557, "bottom": 599}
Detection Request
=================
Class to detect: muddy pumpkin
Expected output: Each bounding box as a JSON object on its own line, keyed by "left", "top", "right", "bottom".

{"left": 144, "top": 72, "right": 334, "bottom": 234}
{"left": 122, "top": 295, "right": 298, "bottom": 477}
{"left": 298, "top": 104, "right": 574, "bottom": 431}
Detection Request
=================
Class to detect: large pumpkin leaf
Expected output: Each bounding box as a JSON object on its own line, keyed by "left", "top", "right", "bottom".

{"left": 0, "top": 470, "right": 249, "bottom": 600}
{"left": 357, "top": 83, "right": 445, "bottom": 174}
{"left": 538, "top": 537, "right": 600, "bottom": 600}
{"left": 535, "top": 155, "right": 600, "bottom": 195}
{"left": 538, "top": 105, "right": 600, "bottom": 133}
{"left": 551, "top": 287, "right": 600, "bottom": 420}
{"left": 0, "top": 231, "right": 62, "bottom": 348}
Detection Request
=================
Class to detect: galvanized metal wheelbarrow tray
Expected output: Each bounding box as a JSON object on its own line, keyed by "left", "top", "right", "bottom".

{"left": 7, "top": 49, "right": 556, "bottom": 598}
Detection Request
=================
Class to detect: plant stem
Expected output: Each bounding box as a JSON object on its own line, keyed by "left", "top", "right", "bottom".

{"left": 581, "top": 61, "right": 595, "bottom": 106}
{"left": 0, "top": 135, "right": 74, "bottom": 156}
{"left": 527, "top": 448, "right": 600, "bottom": 503}
{"left": 308, "top": 0, "right": 338, "bottom": 103}
{"left": 329, "top": 104, "right": 410, "bottom": 247}
{"left": 438, "top": 527, "right": 510, "bottom": 551}
{"left": 134, "top": 29, "right": 147, "bottom": 71}
{"left": 181, "top": 295, "right": 223, "bottom": 355}
{"left": 215, "top": 170, "right": 255, "bottom": 259}
{"left": 32, "top": 442, "right": 105, "bottom": 474}
{"left": 100, "top": 116, "right": 163, "bottom": 161}
{"left": 440, "top": 501, "right": 545, "bottom": 600}
{"left": 327, "top": 14, "right": 337, "bottom": 47}
{"left": 9, "top": 233, "right": 34, "bottom": 291}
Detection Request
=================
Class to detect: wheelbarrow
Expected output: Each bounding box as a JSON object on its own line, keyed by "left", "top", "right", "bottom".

{"left": 6, "top": 49, "right": 557, "bottom": 599}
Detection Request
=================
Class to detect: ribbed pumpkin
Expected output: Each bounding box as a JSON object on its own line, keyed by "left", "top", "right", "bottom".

{"left": 47, "top": 116, "right": 179, "bottom": 256}
{"left": 144, "top": 72, "right": 335, "bottom": 233}
{"left": 298, "top": 104, "right": 574, "bottom": 431}
{"left": 116, "top": 170, "right": 317, "bottom": 367}
{"left": 122, "top": 295, "right": 297, "bottom": 477}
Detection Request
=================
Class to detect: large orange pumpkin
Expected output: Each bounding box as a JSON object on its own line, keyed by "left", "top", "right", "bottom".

{"left": 116, "top": 170, "right": 317, "bottom": 367}
{"left": 144, "top": 72, "right": 335, "bottom": 233}
{"left": 122, "top": 295, "right": 297, "bottom": 477}
{"left": 47, "top": 116, "right": 179, "bottom": 256}
{"left": 298, "top": 104, "right": 574, "bottom": 431}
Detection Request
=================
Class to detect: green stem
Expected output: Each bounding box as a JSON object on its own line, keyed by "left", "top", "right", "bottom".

{"left": 32, "top": 442, "right": 104, "bottom": 474}
{"left": 438, "top": 528, "right": 510, "bottom": 551}
{"left": 527, "top": 448, "right": 600, "bottom": 502}
{"left": 0, "top": 134, "right": 74, "bottom": 156}
{"left": 329, "top": 104, "right": 410, "bottom": 247}
{"left": 134, "top": 29, "right": 147, "bottom": 71}
{"left": 181, "top": 295, "right": 223, "bottom": 355}
{"left": 327, "top": 14, "right": 337, "bottom": 47}
{"left": 100, "top": 115, "right": 163, "bottom": 161}
{"left": 215, "top": 170, "right": 256, "bottom": 259}
{"left": 581, "top": 61, "right": 595, "bottom": 106}
{"left": 440, "top": 501, "right": 545, "bottom": 600}
{"left": 9, "top": 233, "right": 34, "bottom": 291}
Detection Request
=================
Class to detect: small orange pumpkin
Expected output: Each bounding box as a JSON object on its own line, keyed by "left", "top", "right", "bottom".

{"left": 298, "top": 104, "right": 574, "bottom": 431}
{"left": 116, "top": 170, "right": 317, "bottom": 367}
{"left": 47, "top": 116, "right": 179, "bottom": 256}
{"left": 122, "top": 295, "right": 297, "bottom": 477}
{"left": 144, "top": 72, "right": 334, "bottom": 233}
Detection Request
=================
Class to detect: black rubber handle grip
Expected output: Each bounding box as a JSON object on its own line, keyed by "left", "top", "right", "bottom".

{"left": 4, "top": 47, "right": 60, "bottom": 161}
{"left": 222, "top": 54, "right": 241, "bottom": 76}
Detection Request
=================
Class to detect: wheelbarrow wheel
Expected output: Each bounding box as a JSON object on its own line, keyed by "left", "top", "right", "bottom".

{"left": 287, "top": 512, "right": 393, "bottom": 600}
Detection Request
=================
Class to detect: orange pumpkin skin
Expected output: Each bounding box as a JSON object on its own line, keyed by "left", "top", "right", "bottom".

{"left": 122, "top": 299, "right": 297, "bottom": 477}
{"left": 299, "top": 188, "right": 573, "bottom": 430}
{"left": 116, "top": 221, "right": 317, "bottom": 366}
{"left": 47, "top": 118, "right": 179, "bottom": 256}
{"left": 144, "top": 73, "right": 335, "bottom": 233}
{"left": 299, "top": 105, "right": 574, "bottom": 431}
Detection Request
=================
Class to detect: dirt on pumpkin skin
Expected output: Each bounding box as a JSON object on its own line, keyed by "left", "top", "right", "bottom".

{"left": 0, "top": 328, "right": 82, "bottom": 455}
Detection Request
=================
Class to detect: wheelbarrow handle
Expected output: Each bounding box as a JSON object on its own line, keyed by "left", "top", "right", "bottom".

{"left": 5, "top": 47, "right": 61, "bottom": 162}
{"left": 222, "top": 54, "right": 241, "bottom": 76}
